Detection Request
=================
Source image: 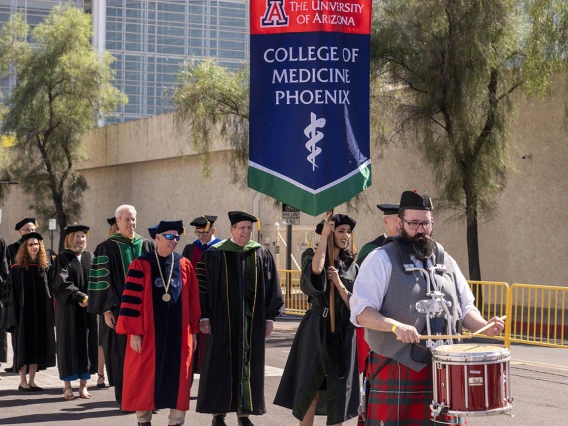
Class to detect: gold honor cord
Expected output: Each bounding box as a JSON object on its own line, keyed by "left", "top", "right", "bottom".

{"left": 155, "top": 251, "right": 175, "bottom": 302}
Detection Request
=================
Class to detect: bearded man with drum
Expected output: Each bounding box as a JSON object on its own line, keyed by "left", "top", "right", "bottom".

{"left": 350, "top": 190, "right": 504, "bottom": 425}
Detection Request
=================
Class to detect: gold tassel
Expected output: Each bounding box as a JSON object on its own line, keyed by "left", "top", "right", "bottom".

{"left": 203, "top": 216, "right": 210, "bottom": 232}
{"left": 182, "top": 226, "right": 186, "bottom": 236}
{"left": 257, "top": 219, "right": 261, "bottom": 231}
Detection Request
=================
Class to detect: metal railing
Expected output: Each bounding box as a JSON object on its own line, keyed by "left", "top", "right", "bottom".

{"left": 279, "top": 269, "right": 307, "bottom": 315}
{"left": 508, "top": 284, "right": 567, "bottom": 348}
{"left": 277, "top": 272, "right": 568, "bottom": 349}
{"left": 467, "top": 281, "right": 511, "bottom": 346}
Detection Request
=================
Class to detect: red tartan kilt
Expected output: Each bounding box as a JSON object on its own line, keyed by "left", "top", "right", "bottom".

{"left": 365, "top": 352, "right": 464, "bottom": 426}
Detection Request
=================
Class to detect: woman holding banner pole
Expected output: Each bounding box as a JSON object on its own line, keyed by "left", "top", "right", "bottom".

{"left": 274, "top": 213, "right": 360, "bottom": 426}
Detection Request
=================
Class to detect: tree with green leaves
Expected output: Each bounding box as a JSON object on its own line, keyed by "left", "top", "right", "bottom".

{"left": 371, "top": 0, "right": 567, "bottom": 283}
{"left": 0, "top": 5, "right": 126, "bottom": 251}
{"left": 173, "top": 59, "right": 250, "bottom": 184}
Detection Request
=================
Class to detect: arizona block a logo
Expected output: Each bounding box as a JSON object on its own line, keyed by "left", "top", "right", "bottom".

{"left": 260, "top": 0, "right": 289, "bottom": 27}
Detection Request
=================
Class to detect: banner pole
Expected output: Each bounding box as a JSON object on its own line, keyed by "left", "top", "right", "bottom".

{"left": 326, "top": 209, "right": 335, "bottom": 333}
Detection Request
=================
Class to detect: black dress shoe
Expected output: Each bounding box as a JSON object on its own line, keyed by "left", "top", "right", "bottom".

{"left": 18, "top": 385, "right": 34, "bottom": 392}
{"left": 29, "top": 385, "right": 43, "bottom": 391}
{"left": 211, "top": 415, "right": 227, "bottom": 426}
{"left": 137, "top": 422, "right": 151, "bottom": 426}
{"left": 4, "top": 366, "right": 15, "bottom": 373}
{"left": 238, "top": 418, "right": 254, "bottom": 426}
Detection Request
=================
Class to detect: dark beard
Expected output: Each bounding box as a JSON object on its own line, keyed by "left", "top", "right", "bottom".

{"left": 400, "top": 227, "right": 436, "bottom": 259}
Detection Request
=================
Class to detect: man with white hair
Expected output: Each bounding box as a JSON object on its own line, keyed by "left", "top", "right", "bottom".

{"left": 88, "top": 205, "right": 154, "bottom": 410}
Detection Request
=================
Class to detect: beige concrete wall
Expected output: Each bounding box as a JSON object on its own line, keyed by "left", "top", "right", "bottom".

{"left": 0, "top": 77, "right": 566, "bottom": 292}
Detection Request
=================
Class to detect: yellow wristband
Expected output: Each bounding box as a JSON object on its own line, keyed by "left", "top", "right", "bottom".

{"left": 391, "top": 323, "right": 398, "bottom": 333}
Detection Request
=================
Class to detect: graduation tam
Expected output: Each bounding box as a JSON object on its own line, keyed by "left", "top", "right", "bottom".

{"left": 64, "top": 224, "right": 90, "bottom": 235}
{"left": 377, "top": 204, "right": 399, "bottom": 216}
{"left": 15, "top": 218, "right": 38, "bottom": 231}
{"left": 148, "top": 220, "right": 185, "bottom": 239}
{"left": 315, "top": 214, "right": 357, "bottom": 235}
{"left": 190, "top": 215, "right": 217, "bottom": 232}
{"left": 20, "top": 232, "right": 43, "bottom": 242}
{"left": 228, "top": 211, "right": 258, "bottom": 225}
{"left": 107, "top": 217, "right": 117, "bottom": 226}
{"left": 399, "top": 190, "right": 433, "bottom": 212}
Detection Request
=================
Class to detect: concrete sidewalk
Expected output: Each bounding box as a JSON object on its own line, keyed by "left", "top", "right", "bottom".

{"left": 0, "top": 317, "right": 566, "bottom": 425}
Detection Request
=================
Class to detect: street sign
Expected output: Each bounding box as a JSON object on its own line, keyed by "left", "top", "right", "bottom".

{"left": 281, "top": 203, "right": 300, "bottom": 225}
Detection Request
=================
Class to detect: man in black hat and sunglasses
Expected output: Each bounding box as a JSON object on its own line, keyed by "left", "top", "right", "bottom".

{"left": 350, "top": 190, "right": 505, "bottom": 425}
{"left": 117, "top": 221, "right": 200, "bottom": 426}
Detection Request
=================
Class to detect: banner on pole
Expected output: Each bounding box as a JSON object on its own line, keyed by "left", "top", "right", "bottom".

{"left": 248, "top": 0, "right": 372, "bottom": 216}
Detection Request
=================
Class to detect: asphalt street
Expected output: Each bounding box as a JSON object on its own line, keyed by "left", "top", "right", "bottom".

{"left": 0, "top": 315, "right": 566, "bottom": 426}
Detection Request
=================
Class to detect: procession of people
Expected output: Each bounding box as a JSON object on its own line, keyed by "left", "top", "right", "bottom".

{"left": 0, "top": 192, "right": 507, "bottom": 426}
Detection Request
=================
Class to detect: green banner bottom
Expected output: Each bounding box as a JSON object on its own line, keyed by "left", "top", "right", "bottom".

{"left": 247, "top": 162, "right": 372, "bottom": 216}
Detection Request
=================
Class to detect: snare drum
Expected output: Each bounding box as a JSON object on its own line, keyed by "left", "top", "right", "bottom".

{"left": 431, "top": 344, "right": 513, "bottom": 417}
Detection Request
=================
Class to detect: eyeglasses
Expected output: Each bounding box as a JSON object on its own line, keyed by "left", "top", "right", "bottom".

{"left": 161, "top": 233, "right": 181, "bottom": 241}
{"left": 195, "top": 230, "right": 211, "bottom": 236}
{"left": 401, "top": 218, "right": 434, "bottom": 230}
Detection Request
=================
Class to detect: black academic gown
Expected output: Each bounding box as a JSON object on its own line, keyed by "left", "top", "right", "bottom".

{"left": 5, "top": 264, "right": 55, "bottom": 371}
{"left": 356, "top": 235, "right": 386, "bottom": 266}
{"left": 196, "top": 240, "right": 284, "bottom": 415}
{"left": 53, "top": 250, "right": 98, "bottom": 379}
{"left": 87, "top": 234, "right": 154, "bottom": 406}
{"left": 274, "top": 249, "right": 360, "bottom": 424}
{"left": 0, "top": 237, "right": 9, "bottom": 363}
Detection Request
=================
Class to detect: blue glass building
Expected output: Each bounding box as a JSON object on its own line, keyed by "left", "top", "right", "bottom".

{"left": 0, "top": 0, "right": 249, "bottom": 122}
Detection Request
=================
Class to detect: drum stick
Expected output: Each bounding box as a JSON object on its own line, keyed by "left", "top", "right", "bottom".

{"left": 397, "top": 334, "right": 472, "bottom": 341}
{"left": 472, "top": 315, "right": 507, "bottom": 336}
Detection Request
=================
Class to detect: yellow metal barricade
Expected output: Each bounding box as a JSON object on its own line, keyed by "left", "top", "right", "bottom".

{"left": 508, "top": 284, "right": 567, "bottom": 348}
{"left": 278, "top": 269, "right": 308, "bottom": 315}
{"left": 467, "top": 281, "right": 510, "bottom": 346}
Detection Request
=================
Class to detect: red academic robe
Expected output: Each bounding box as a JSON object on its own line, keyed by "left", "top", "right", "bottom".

{"left": 116, "top": 253, "right": 201, "bottom": 411}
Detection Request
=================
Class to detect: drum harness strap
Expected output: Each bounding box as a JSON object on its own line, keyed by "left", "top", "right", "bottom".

{"left": 359, "top": 354, "right": 392, "bottom": 420}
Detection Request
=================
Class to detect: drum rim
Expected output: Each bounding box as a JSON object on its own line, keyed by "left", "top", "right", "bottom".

{"left": 433, "top": 344, "right": 509, "bottom": 361}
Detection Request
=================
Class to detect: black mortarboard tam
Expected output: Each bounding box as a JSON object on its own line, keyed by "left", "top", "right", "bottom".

{"left": 228, "top": 211, "right": 260, "bottom": 230}
{"left": 148, "top": 220, "right": 185, "bottom": 239}
{"left": 15, "top": 218, "right": 38, "bottom": 231}
{"left": 107, "top": 217, "right": 117, "bottom": 226}
{"left": 315, "top": 214, "right": 357, "bottom": 235}
{"left": 377, "top": 203, "right": 399, "bottom": 216}
{"left": 20, "top": 232, "right": 43, "bottom": 242}
{"left": 64, "top": 225, "right": 90, "bottom": 235}
{"left": 190, "top": 215, "right": 217, "bottom": 232}
{"left": 399, "top": 190, "right": 433, "bottom": 212}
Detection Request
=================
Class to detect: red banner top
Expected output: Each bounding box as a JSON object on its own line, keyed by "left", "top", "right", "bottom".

{"left": 250, "top": 0, "right": 372, "bottom": 35}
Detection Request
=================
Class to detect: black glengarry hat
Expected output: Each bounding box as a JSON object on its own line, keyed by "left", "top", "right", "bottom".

{"left": 15, "top": 218, "right": 38, "bottom": 231}
{"left": 20, "top": 232, "right": 43, "bottom": 242}
{"left": 148, "top": 220, "right": 185, "bottom": 239}
{"left": 377, "top": 204, "right": 399, "bottom": 216}
{"left": 315, "top": 214, "right": 357, "bottom": 235}
{"left": 399, "top": 190, "right": 433, "bottom": 211}
{"left": 64, "top": 225, "right": 90, "bottom": 235}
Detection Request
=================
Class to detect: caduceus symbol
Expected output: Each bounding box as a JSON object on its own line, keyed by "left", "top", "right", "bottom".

{"left": 304, "top": 112, "right": 326, "bottom": 171}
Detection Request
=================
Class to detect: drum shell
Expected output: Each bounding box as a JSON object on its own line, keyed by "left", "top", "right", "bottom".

{"left": 432, "top": 344, "right": 512, "bottom": 416}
